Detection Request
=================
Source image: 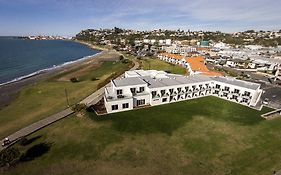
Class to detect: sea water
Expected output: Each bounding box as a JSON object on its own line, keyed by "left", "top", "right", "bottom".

{"left": 0, "top": 37, "right": 100, "bottom": 85}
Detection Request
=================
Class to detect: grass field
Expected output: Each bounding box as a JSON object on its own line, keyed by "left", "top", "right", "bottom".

{"left": 123, "top": 54, "right": 186, "bottom": 75}
{"left": 2, "top": 96, "right": 281, "bottom": 175}
{"left": 140, "top": 57, "right": 186, "bottom": 75}
{"left": 0, "top": 60, "right": 132, "bottom": 139}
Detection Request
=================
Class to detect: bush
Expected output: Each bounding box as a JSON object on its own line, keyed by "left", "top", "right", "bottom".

{"left": 19, "top": 137, "right": 28, "bottom": 146}
{"left": 72, "top": 103, "right": 87, "bottom": 113}
{"left": 0, "top": 147, "right": 20, "bottom": 167}
{"left": 91, "top": 77, "right": 99, "bottom": 81}
{"left": 119, "top": 55, "right": 124, "bottom": 61}
{"left": 70, "top": 77, "right": 79, "bottom": 83}
{"left": 121, "top": 59, "right": 130, "bottom": 64}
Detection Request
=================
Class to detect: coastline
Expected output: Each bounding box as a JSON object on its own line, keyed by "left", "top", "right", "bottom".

{"left": 0, "top": 49, "right": 120, "bottom": 108}
{"left": 73, "top": 39, "right": 109, "bottom": 51}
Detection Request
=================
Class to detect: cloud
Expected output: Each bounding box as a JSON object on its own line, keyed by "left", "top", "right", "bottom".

{"left": 0, "top": 0, "right": 280, "bottom": 35}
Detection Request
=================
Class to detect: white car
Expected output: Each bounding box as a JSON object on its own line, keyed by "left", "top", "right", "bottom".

{"left": 1, "top": 138, "right": 10, "bottom": 146}
{"left": 262, "top": 98, "right": 270, "bottom": 105}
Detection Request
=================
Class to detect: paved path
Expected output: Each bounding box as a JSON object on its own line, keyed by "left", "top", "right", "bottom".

{"left": 0, "top": 58, "right": 139, "bottom": 151}
{"left": 0, "top": 108, "right": 74, "bottom": 151}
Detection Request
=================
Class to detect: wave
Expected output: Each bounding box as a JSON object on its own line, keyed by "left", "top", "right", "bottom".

{"left": 0, "top": 52, "right": 102, "bottom": 87}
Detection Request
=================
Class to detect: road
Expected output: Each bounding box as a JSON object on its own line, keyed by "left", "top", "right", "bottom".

{"left": 0, "top": 58, "right": 139, "bottom": 151}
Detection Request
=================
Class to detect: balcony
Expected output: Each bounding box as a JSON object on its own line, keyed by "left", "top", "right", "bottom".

{"left": 178, "top": 90, "right": 185, "bottom": 95}
{"left": 117, "top": 95, "right": 126, "bottom": 99}
{"left": 105, "top": 95, "right": 132, "bottom": 102}
{"left": 231, "top": 92, "right": 240, "bottom": 96}
{"left": 200, "top": 88, "right": 206, "bottom": 91}
{"left": 222, "top": 89, "right": 230, "bottom": 92}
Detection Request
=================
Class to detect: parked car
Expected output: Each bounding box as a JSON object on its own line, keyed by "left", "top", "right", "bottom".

{"left": 1, "top": 137, "right": 10, "bottom": 146}
{"left": 262, "top": 98, "right": 270, "bottom": 105}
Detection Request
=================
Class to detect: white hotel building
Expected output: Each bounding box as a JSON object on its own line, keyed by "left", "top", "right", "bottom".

{"left": 104, "top": 70, "right": 263, "bottom": 114}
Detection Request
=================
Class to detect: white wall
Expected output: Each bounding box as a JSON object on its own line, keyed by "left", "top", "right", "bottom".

{"left": 104, "top": 97, "right": 134, "bottom": 114}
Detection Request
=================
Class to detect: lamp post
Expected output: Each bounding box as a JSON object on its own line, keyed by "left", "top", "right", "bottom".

{"left": 65, "top": 88, "right": 70, "bottom": 107}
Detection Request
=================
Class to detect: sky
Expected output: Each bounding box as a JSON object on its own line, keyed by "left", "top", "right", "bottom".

{"left": 0, "top": 0, "right": 280, "bottom": 36}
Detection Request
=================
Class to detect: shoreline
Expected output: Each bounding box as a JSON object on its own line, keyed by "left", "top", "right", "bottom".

{"left": 72, "top": 39, "right": 109, "bottom": 51}
{"left": 0, "top": 52, "right": 102, "bottom": 87}
{"left": 0, "top": 49, "right": 119, "bottom": 108}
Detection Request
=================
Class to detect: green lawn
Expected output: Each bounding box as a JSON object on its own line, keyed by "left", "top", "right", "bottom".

{"left": 140, "top": 57, "right": 186, "bottom": 75}
{"left": 0, "top": 60, "right": 131, "bottom": 139}
{"left": 123, "top": 54, "right": 186, "bottom": 74}
{"left": 3, "top": 97, "right": 281, "bottom": 175}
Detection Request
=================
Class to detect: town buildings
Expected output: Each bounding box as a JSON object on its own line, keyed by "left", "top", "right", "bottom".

{"left": 104, "top": 70, "right": 262, "bottom": 114}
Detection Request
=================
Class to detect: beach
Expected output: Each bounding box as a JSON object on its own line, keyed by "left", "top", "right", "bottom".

{"left": 0, "top": 49, "right": 121, "bottom": 108}
{"left": 74, "top": 40, "right": 109, "bottom": 51}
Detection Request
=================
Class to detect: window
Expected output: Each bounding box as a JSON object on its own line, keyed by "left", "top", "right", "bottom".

{"left": 139, "top": 87, "right": 145, "bottom": 92}
{"left": 169, "top": 89, "right": 173, "bottom": 93}
{"left": 225, "top": 87, "right": 230, "bottom": 91}
{"left": 122, "top": 103, "right": 129, "bottom": 109}
{"left": 161, "top": 90, "right": 165, "bottom": 96}
{"left": 162, "top": 98, "right": 167, "bottom": 102}
{"left": 117, "top": 89, "right": 123, "bottom": 95}
{"left": 151, "top": 91, "right": 157, "bottom": 97}
{"left": 234, "top": 89, "right": 240, "bottom": 93}
{"left": 130, "top": 88, "right": 136, "bottom": 94}
{"left": 111, "top": 105, "right": 118, "bottom": 110}
{"left": 215, "top": 84, "right": 220, "bottom": 89}
{"left": 137, "top": 99, "right": 145, "bottom": 106}
{"left": 244, "top": 91, "right": 250, "bottom": 96}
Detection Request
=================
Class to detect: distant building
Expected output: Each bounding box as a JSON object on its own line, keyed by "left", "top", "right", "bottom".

{"left": 199, "top": 40, "right": 209, "bottom": 47}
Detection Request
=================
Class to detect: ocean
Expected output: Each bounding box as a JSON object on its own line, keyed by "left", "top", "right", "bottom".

{"left": 0, "top": 37, "right": 100, "bottom": 85}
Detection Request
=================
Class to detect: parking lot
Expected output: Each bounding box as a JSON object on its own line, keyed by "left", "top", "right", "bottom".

{"left": 260, "top": 85, "right": 281, "bottom": 109}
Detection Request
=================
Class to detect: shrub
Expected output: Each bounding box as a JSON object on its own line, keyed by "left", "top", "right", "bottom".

{"left": 91, "top": 77, "right": 99, "bottom": 81}
{"left": 19, "top": 137, "right": 28, "bottom": 146}
{"left": 72, "top": 103, "right": 87, "bottom": 113}
{"left": 70, "top": 77, "right": 79, "bottom": 83}
{"left": 121, "top": 59, "right": 130, "bottom": 64}
{"left": 119, "top": 55, "right": 124, "bottom": 61}
{"left": 0, "top": 147, "right": 20, "bottom": 167}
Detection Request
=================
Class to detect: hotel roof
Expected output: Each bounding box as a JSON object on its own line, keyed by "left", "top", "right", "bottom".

{"left": 113, "top": 70, "right": 260, "bottom": 90}
{"left": 141, "top": 74, "right": 213, "bottom": 89}
{"left": 211, "top": 76, "right": 260, "bottom": 90}
{"left": 112, "top": 77, "right": 147, "bottom": 87}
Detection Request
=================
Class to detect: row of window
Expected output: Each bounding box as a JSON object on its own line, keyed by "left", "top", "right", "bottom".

{"left": 111, "top": 99, "right": 147, "bottom": 111}
{"left": 111, "top": 103, "right": 129, "bottom": 111}
{"left": 137, "top": 99, "right": 145, "bottom": 106}
{"left": 116, "top": 87, "right": 145, "bottom": 96}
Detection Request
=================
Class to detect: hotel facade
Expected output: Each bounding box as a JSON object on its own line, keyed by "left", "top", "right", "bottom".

{"left": 104, "top": 70, "right": 263, "bottom": 114}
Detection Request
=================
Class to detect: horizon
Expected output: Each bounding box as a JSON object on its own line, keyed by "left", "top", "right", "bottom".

{"left": 0, "top": 0, "right": 281, "bottom": 36}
